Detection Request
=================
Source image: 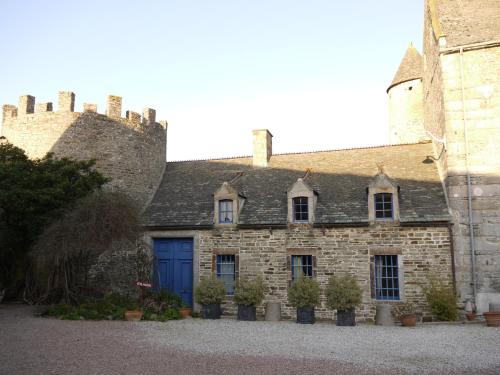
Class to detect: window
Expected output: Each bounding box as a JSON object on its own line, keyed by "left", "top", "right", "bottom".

{"left": 293, "top": 197, "right": 308, "bottom": 222}
{"left": 291, "top": 255, "right": 313, "bottom": 281}
{"left": 374, "top": 255, "right": 400, "bottom": 300}
{"left": 216, "top": 254, "right": 235, "bottom": 295}
{"left": 374, "top": 193, "right": 393, "bottom": 219}
{"left": 218, "top": 199, "right": 233, "bottom": 224}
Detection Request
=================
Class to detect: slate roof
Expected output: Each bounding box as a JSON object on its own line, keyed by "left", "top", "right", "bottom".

{"left": 143, "top": 142, "right": 450, "bottom": 228}
{"left": 436, "top": 0, "right": 500, "bottom": 47}
{"left": 387, "top": 45, "right": 422, "bottom": 92}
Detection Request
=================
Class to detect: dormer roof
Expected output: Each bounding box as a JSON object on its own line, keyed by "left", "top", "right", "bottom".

{"left": 387, "top": 45, "right": 423, "bottom": 92}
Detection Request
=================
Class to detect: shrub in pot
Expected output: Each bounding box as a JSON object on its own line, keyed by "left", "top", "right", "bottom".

{"left": 393, "top": 302, "right": 417, "bottom": 327}
{"left": 288, "top": 276, "right": 321, "bottom": 324}
{"left": 423, "top": 276, "right": 458, "bottom": 321}
{"left": 233, "top": 277, "right": 266, "bottom": 321}
{"left": 325, "top": 274, "right": 362, "bottom": 326}
{"left": 194, "top": 275, "right": 226, "bottom": 319}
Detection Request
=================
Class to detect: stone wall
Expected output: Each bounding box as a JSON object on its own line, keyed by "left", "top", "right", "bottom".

{"left": 388, "top": 78, "right": 426, "bottom": 144}
{"left": 423, "top": 3, "right": 500, "bottom": 301}
{"left": 440, "top": 46, "right": 500, "bottom": 298}
{"left": 1, "top": 92, "right": 166, "bottom": 208}
{"left": 197, "top": 224, "right": 453, "bottom": 321}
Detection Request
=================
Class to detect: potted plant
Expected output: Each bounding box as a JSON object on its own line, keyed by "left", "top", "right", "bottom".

{"left": 393, "top": 302, "right": 417, "bottom": 327}
{"left": 233, "top": 277, "right": 265, "bottom": 321}
{"left": 288, "top": 276, "right": 321, "bottom": 324}
{"left": 194, "top": 275, "right": 226, "bottom": 319}
{"left": 179, "top": 303, "right": 192, "bottom": 318}
{"left": 483, "top": 303, "right": 500, "bottom": 327}
{"left": 325, "top": 274, "right": 362, "bottom": 326}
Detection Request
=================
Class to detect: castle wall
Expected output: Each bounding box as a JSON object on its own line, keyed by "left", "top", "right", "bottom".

{"left": 440, "top": 46, "right": 500, "bottom": 298}
{"left": 1, "top": 93, "right": 167, "bottom": 208}
{"left": 388, "top": 78, "right": 426, "bottom": 144}
{"left": 423, "top": 2, "right": 500, "bottom": 301}
{"left": 187, "top": 224, "right": 452, "bottom": 321}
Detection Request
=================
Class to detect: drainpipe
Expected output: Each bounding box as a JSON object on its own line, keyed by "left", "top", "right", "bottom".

{"left": 459, "top": 47, "right": 477, "bottom": 301}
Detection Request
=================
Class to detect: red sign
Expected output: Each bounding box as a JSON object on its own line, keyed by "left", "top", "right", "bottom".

{"left": 136, "top": 281, "right": 152, "bottom": 288}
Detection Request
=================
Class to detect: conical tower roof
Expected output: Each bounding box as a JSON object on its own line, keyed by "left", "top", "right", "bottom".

{"left": 387, "top": 44, "right": 422, "bottom": 92}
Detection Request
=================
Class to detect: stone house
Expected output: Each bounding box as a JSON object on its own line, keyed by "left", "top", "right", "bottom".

{"left": 142, "top": 131, "right": 453, "bottom": 320}
{"left": 1, "top": 0, "right": 498, "bottom": 319}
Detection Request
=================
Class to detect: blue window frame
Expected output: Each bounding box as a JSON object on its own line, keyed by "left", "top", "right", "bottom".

{"left": 293, "top": 197, "right": 308, "bottom": 222}
{"left": 216, "top": 254, "right": 235, "bottom": 295}
{"left": 375, "top": 193, "right": 393, "bottom": 219}
{"left": 375, "top": 255, "right": 400, "bottom": 300}
{"left": 219, "top": 199, "right": 233, "bottom": 224}
{"left": 291, "top": 255, "right": 313, "bottom": 281}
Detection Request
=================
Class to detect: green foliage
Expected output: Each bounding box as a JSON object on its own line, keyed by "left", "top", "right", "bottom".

{"left": 46, "top": 293, "right": 137, "bottom": 320}
{"left": 424, "top": 276, "right": 458, "bottom": 321}
{"left": 0, "top": 140, "right": 107, "bottom": 293}
{"left": 194, "top": 274, "right": 226, "bottom": 305}
{"left": 288, "top": 276, "right": 321, "bottom": 308}
{"left": 233, "top": 277, "right": 266, "bottom": 307}
{"left": 27, "top": 191, "right": 140, "bottom": 304}
{"left": 325, "top": 274, "right": 362, "bottom": 311}
{"left": 142, "top": 290, "right": 183, "bottom": 321}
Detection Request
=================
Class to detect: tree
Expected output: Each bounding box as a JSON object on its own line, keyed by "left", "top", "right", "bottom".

{"left": 0, "top": 139, "right": 108, "bottom": 296}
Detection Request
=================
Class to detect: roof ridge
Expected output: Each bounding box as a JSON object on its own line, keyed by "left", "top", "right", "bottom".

{"left": 167, "top": 141, "right": 432, "bottom": 163}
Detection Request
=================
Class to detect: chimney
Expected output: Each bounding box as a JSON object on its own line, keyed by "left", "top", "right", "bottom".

{"left": 252, "top": 129, "right": 273, "bottom": 167}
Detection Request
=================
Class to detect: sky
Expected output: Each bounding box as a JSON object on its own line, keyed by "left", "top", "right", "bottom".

{"left": 0, "top": 1, "right": 424, "bottom": 161}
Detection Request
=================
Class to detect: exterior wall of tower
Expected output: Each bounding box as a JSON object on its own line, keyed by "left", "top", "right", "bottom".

{"left": 1, "top": 94, "right": 166, "bottom": 208}
{"left": 423, "top": 6, "right": 500, "bottom": 302}
{"left": 388, "top": 78, "right": 426, "bottom": 144}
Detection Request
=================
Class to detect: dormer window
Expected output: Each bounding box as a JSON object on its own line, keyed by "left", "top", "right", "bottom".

{"left": 293, "top": 197, "right": 309, "bottom": 222}
{"left": 368, "top": 167, "right": 399, "bottom": 223}
{"left": 214, "top": 181, "right": 244, "bottom": 226}
{"left": 219, "top": 199, "right": 233, "bottom": 224}
{"left": 287, "top": 178, "right": 316, "bottom": 224}
{"left": 374, "top": 193, "right": 393, "bottom": 219}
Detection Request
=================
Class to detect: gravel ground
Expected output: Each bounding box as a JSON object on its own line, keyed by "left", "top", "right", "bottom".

{"left": 1, "top": 304, "right": 499, "bottom": 375}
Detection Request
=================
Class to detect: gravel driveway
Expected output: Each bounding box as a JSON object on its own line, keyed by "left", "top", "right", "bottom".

{"left": 1, "top": 304, "right": 499, "bottom": 375}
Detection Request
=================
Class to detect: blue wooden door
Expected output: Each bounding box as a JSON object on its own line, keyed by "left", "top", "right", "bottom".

{"left": 154, "top": 238, "right": 193, "bottom": 307}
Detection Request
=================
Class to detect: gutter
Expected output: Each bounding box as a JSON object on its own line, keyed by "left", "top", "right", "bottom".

{"left": 458, "top": 46, "right": 477, "bottom": 301}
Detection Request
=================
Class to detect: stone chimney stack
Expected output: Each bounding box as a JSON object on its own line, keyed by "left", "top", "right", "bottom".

{"left": 252, "top": 129, "right": 273, "bottom": 168}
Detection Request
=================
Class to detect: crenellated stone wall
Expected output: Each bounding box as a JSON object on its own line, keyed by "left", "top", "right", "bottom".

{"left": 195, "top": 224, "right": 453, "bottom": 321}
{"left": 1, "top": 92, "right": 167, "bottom": 208}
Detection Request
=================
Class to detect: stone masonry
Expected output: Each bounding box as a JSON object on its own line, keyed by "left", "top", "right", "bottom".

{"left": 197, "top": 225, "right": 453, "bottom": 321}
{"left": 1, "top": 92, "right": 167, "bottom": 208}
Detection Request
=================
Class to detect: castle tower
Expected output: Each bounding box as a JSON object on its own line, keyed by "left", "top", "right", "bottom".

{"left": 387, "top": 44, "right": 426, "bottom": 144}
{"left": 1, "top": 92, "right": 167, "bottom": 208}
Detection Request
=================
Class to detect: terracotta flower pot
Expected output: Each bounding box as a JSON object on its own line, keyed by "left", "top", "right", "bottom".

{"left": 125, "top": 310, "right": 143, "bottom": 321}
{"left": 483, "top": 312, "right": 500, "bottom": 327}
{"left": 179, "top": 307, "right": 192, "bottom": 318}
{"left": 401, "top": 313, "right": 417, "bottom": 327}
{"left": 465, "top": 312, "right": 477, "bottom": 321}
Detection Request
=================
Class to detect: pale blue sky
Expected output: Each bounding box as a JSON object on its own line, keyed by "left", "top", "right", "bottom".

{"left": 0, "top": 1, "right": 423, "bottom": 160}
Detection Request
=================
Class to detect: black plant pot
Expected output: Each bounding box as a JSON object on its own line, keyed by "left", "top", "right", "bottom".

{"left": 296, "top": 306, "right": 315, "bottom": 324}
{"left": 201, "top": 303, "right": 221, "bottom": 319}
{"left": 336, "top": 309, "right": 356, "bottom": 326}
{"left": 237, "top": 304, "right": 257, "bottom": 321}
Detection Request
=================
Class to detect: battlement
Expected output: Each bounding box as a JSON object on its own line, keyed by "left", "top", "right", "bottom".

{"left": 2, "top": 91, "right": 164, "bottom": 128}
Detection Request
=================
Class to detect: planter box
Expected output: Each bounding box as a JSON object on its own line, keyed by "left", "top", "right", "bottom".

{"left": 201, "top": 304, "right": 221, "bottom": 319}
{"left": 237, "top": 305, "right": 256, "bottom": 321}
{"left": 337, "top": 309, "right": 356, "bottom": 326}
{"left": 296, "top": 306, "right": 315, "bottom": 324}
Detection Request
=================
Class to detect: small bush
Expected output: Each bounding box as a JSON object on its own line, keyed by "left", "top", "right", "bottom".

{"left": 233, "top": 277, "right": 266, "bottom": 307}
{"left": 288, "top": 276, "right": 321, "bottom": 308}
{"left": 194, "top": 275, "right": 226, "bottom": 305}
{"left": 46, "top": 293, "right": 137, "bottom": 320}
{"left": 424, "top": 276, "right": 458, "bottom": 321}
{"left": 142, "top": 290, "right": 183, "bottom": 321}
{"left": 325, "top": 274, "right": 362, "bottom": 311}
